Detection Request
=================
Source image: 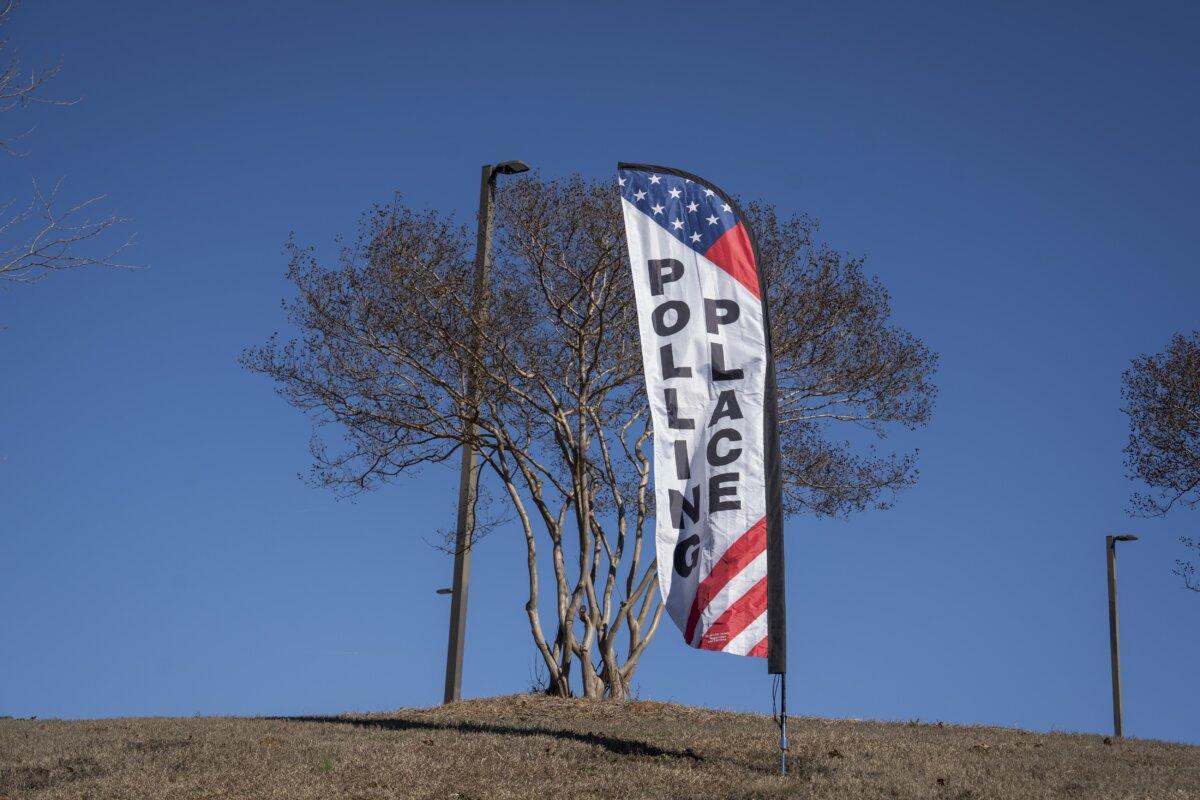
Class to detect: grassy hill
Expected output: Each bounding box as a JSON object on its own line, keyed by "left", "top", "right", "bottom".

{"left": 2, "top": 694, "right": 1197, "bottom": 799}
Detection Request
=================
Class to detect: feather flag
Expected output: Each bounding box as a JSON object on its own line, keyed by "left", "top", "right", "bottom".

{"left": 617, "top": 163, "right": 785, "bottom": 672}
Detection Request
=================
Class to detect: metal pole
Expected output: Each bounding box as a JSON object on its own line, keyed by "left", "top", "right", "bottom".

{"left": 443, "top": 164, "right": 495, "bottom": 705}
{"left": 779, "top": 674, "right": 788, "bottom": 775}
{"left": 1106, "top": 535, "right": 1123, "bottom": 737}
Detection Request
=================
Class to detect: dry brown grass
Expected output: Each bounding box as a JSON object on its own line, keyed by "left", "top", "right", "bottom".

{"left": 2, "top": 694, "right": 1197, "bottom": 799}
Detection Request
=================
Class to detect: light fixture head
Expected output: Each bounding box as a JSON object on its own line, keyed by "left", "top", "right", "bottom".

{"left": 1113, "top": 534, "right": 1139, "bottom": 542}
{"left": 494, "top": 160, "right": 530, "bottom": 175}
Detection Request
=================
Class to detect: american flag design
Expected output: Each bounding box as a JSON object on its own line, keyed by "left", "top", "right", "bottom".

{"left": 618, "top": 163, "right": 776, "bottom": 659}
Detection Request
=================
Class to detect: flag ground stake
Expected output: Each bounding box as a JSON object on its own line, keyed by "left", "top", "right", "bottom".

{"left": 779, "top": 673, "right": 788, "bottom": 775}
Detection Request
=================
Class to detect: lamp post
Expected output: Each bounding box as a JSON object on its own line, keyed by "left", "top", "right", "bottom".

{"left": 443, "top": 161, "right": 530, "bottom": 705}
{"left": 1106, "top": 533, "right": 1138, "bottom": 737}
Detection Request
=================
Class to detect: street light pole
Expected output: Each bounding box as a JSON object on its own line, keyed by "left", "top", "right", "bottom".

{"left": 1106, "top": 533, "right": 1138, "bottom": 737}
{"left": 443, "top": 161, "right": 529, "bottom": 705}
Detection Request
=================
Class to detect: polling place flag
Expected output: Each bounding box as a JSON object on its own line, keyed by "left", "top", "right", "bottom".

{"left": 617, "top": 163, "right": 785, "bottom": 673}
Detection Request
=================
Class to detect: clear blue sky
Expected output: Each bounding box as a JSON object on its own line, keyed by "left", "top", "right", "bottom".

{"left": 2, "top": 1, "right": 1197, "bottom": 744}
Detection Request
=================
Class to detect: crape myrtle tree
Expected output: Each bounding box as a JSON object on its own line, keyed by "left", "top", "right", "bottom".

{"left": 1122, "top": 331, "right": 1200, "bottom": 592}
{"left": 243, "top": 174, "right": 938, "bottom": 698}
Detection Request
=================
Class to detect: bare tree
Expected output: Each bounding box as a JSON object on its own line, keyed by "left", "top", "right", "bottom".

{"left": 242, "top": 175, "right": 937, "bottom": 699}
{"left": 0, "top": 1, "right": 131, "bottom": 285}
{"left": 1123, "top": 331, "right": 1200, "bottom": 592}
{"left": 1176, "top": 537, "right": 1199, "bottom": 593}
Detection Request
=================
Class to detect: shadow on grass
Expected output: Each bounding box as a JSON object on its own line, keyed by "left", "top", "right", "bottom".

{"left": 273, "top": 715, "right": 703, "bottom": 762}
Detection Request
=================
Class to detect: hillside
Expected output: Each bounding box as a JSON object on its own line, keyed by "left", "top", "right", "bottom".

{"left": 2, "top": 694, "right": 1197, "bottom": 799}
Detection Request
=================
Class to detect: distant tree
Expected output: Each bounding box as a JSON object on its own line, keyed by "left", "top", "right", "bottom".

{"left": 1122, "top": 330, "right": 1200, "bottom": 592}
{"left": 1176, "top": 538, "right": 1199, "bottom": 593}
{"left": 243, "top": 175, "right": 938, "bottom": 699}
{"left": 0, "top": 1, "right": 130, "bottom": 285}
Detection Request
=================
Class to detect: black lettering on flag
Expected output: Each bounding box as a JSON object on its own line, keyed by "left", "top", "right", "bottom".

{"left": 670, "top": 485, "right": 701, "bottom": 528}
{"left": 664, "top": 388, "right": 695, "bottom": 430}
{"left": 673, "top": 533, "right": 701, "bottom": 577}
{"left": 704, "top": 298, "right": 740, "bottom": 334}
{"left": 673, "top": 439, "right": 691, "bottom": 480}
{"left": 706, "top": 428, "right": 743, "bottom": 467}
{"left": 710, "top": 343, "right": 745, "bottom": 381}
{"left": 709, "top": 389, "right": 744, "bottom": 426}
{"left": 709, "top": 472, "right": 741, "bottom": 512}
{"left": 648, "top": 258, "right": 684, "bottom": 296}
{"left": 652, "top": 300, "right": 690, "bottom": 336}
{"left": 659, "top": 344, "right": 692, "bottom": 379}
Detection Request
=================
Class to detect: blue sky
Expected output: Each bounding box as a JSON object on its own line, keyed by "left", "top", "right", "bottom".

{"left": 2, "top": 1, "right": 1198, "bottom": 745}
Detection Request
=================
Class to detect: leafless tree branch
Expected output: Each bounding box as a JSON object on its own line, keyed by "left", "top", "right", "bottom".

{"left": 0, "top": 178, "right": 136, "bottom": 282}
{"left": 1123, "top": 331, "right": 1200, "bottom": 520}
{"left": 0, "top": 1, "right": 134, "bottom": 287}
{"left": 1121, "top": 331, "right": 1200, "bottom": 595}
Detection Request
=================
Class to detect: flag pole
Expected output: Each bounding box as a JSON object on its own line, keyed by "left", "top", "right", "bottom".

{"left": 761, "top": 224, "right": 787, "bottom": 778}
{"left": 757, "top": 173, "right": 787, "bottom": 777}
